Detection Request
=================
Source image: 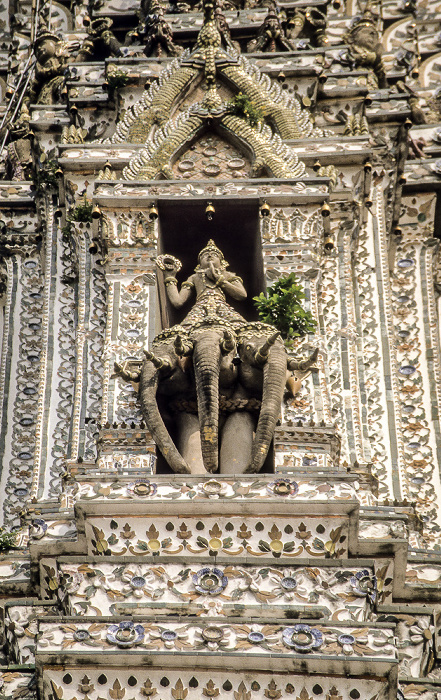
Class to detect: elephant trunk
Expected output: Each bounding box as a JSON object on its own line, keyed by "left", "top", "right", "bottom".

{"left": 192, "top": 329, "right": 222, "bottom": 473}
{"left": 247, "top": 340, "right": 287, "bottom": 473}
{"left": 139, "top": 360, "right": 190, "bottom": 474}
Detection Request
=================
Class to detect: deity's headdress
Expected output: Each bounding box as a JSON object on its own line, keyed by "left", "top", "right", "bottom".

{"left": 346, "top": 3, "right": 379, "bottom": 38}
{"left": 34, "top": 23, "right": 60, "bottom": 50}
{"left": 196, "top": 240, "right": 228, "bottom": 269}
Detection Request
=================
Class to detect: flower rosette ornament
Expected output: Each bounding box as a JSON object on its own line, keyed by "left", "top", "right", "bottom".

{"left": 50, "top": 623, "right": 104, "bottom": 649}
{"left": 58, "top": 566, "right": 84, "bottom": 603}
{"left": 269, "top": 568, "right": 300, "bottom": 601}
{"left": 148, "top": 625, "right": 190, "bottom": 650}
{"left": 337, "top": 631, "right": 367, "bottom": 655}
{"left": 195, "top": 625, "right": 230, "bottom": 651}
{"left": 5, "top": 608, "right": 37, "bottom": 640}
{"left": 235, "top": 624, "right": 279, "bottom": 650}
{"left": 106, "top": 621, "right": 145, "bottom": 648}
{"left": 408, "top": 616, "right": 434, "bottom": 646}
{"left": 119, "top": 565, "right": 157, "bottom": 599}
{"left": 267, "top": 478, "right": 299, "bottom": 497}
{"left": 350, "top": 569, "right": 377, "bottom": 605}
{"left": 127, "top": 480, "right": 157, "bottom": 498}
{"left": 193, "top": 567, "right": 228, "bottom": 596}
{"left": 282, "top": 624, "right": 323, "bottom": 653}
{"left": 198, "top": 479, "right": 228, "bottom": 499}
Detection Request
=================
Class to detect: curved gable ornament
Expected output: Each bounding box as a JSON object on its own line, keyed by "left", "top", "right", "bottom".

{"left": 122, "top": 110, "right": 306, "bottom": 180}
{"left": 105, "top": 0, "right": 326, "bottom": 146}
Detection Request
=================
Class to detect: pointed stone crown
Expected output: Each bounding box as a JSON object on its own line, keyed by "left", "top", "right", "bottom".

{"left": 197, "top": 240, "right": 226, "bottom": 266}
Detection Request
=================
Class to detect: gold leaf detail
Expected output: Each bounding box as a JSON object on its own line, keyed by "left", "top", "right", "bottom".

{"left": 171, "top": 679, "right": 188, "bottom": 700}
{"left": 296, "top": 689, "right": 312, "bottom": 700}
{"left": 264, "top": 681, "right": 281, "bottom": 700}
{"left": 141, "top": 680, "right": 157, "bottom": 697}
{"left": 109, "top": 680, "right": 125, "bottom": 700}
{"left": 203, "top": 680, "right": 219, "bottom": 697}
{"left": 234, "top": 682, "right": 251, "bottom": 700}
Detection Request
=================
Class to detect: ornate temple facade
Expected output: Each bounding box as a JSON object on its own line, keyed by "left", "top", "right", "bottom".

{"left": 2, "top": 0, "right": 441, "bottom": 698}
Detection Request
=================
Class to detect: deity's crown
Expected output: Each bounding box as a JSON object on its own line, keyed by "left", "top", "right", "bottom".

{"left": 198, "top": 240, "right": 225, "bottom": 263}
{"left": 34, "top": 23, "right": 60, "bottom": 48}
{"left": 349, "top": 5, "right": 378, "bottom": 32}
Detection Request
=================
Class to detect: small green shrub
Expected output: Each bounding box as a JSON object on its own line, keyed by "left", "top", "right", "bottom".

{"left": 62, "top": 196, "right": 93, "bottom": 238}
{"left": 226, "top": 92, "right": 263, "bottom": 127}
{"left": 253, "top": 273, "right": 316, "bottom": 346}
{"left": 0, "top": 527, "right": 17, "bottom": 551}
{"left": 107, "top": 68, "right": 129, "bottom": 91}
{"left": 71, "top": 195, "right": 93, "bottom": 222}
{"left": 35, "top": 160, "right": 58, "bottom": 190}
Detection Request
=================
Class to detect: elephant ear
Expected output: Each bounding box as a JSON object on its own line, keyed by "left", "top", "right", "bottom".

{"left": 139, "top": 343, "right": 190, "bottom": 475}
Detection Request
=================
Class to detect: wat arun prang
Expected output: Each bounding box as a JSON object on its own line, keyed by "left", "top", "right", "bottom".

{"left": 1, "top": 0, "right": 441, "bottom": 699}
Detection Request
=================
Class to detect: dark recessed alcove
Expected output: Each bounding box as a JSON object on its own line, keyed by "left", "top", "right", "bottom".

{"left": 157, "top": 197, "right": 264, "bottom": 328}
{"left": 154, "top": 196, "right": 273, "bottom": 474}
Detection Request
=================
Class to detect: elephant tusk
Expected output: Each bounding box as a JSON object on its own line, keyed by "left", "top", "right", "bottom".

{"left": 174, "top": 334, "right": 193, "bottom": 357}
{"left": 287, "top": 347, "right": 319, "bottom": 372}
{"left": 254, "top": 331, "right": 280, "bottom": 366}
{"left": 114, "top": 361, "right": 141, "bottom": 382}
{"left": 220, "top": 329, "right": 236, "bottom": 355}
{"left": 144, "top": 350, "right": 171, "bottom": 371}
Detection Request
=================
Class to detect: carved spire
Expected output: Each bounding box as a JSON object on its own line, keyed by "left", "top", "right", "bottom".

{"left": 185, "top": 0, "right": 238, "bottom": 111}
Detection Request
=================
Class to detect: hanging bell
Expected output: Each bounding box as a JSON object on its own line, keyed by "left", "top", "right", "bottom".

{"left": 321, "top": 202, "right": 330, "bottom": 217}
{"left": 205, "top": 201, "right": 215, "bottom": 221}
{"left": 149, "top": 203, "right": 159, "bottom": 221}
{"left": 260, "top": 201, "right": 270, "bottom": 217}
{"left": 324, "top": 236, "right": 334, "bottom": 251}
{"left": 92, "top": 204, "right": 102, "bottom": 219}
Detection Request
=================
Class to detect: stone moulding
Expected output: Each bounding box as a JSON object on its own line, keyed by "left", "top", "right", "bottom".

{"left": 93, "top": 179, "right": 329, "bottom": 205}
{"left": 57, "top": 559, "right": 376, "bottom": 619}
{"left": 66, "top": 472, "right": 362, "bottom": 502}
{"left": 36, "top": 617, "right": 397, "bottom": 675}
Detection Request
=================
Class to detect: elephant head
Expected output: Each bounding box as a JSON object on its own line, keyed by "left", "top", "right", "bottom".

{"left": 139, "top": 326, "right": 193, "bottom": 474}
{"left": 237, "top": 323, "right": 288, "bottom": 473}
{"left": 190, "top": 318, "right": 237, "bottom": 473}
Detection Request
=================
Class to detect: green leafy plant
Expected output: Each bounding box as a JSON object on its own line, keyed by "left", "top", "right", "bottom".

{"left": 253, "top": 273, "right": 316, "bottom": 346}
{"left": 61, "top": 196, "right": 93, "bottom": 238}
{"left": 35, "top": 160, "right": 59, "bottom": 191}
{"left": 71, "top": 195, "right": 93, "bottom": 222}
{"left": 226, "top": 92, "right": 263, "bottom": 127}
{"left": 107, "top": 68, "right": 129, "bottom": 91}
{"left": 0, "top": 527, "right": 17, "bottom": 551}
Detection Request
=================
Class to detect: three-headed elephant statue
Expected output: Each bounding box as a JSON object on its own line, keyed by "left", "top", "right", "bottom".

{"left": 134, "top": 318, "right": 317, "bottom": 475}
{"left": 116, "top": 242, "right": 318, "bottom": 475}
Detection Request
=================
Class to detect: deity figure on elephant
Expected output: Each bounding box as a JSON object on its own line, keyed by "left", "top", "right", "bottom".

{"left": 116, "top": 240, "right": 317, "bottom": 475}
